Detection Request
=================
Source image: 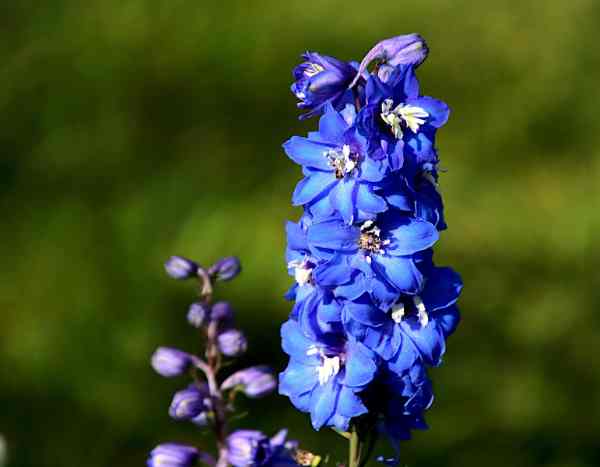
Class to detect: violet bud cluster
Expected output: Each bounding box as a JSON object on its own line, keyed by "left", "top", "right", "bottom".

{"left": 148, "top": 256, "right": 296, "bottom": 467}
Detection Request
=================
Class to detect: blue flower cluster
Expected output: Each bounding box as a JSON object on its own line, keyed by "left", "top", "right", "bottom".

{"left": 149, "top": 256, "right": 297, "bottom": 467}
{"left": 280, "top": 33, "right": 463, "bottom": 447}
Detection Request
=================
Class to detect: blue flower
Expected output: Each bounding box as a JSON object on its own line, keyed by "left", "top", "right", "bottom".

{"left": 379, "top": 170, "right": 446, "bottom": 230}
{"left": 357, "top": 65, "right": 449, "bottom": 171}
{"left": 379, "top": 364, "right": 433, "bottom": 444}
{"left": 226, "top": 429, "right": 297, "bottom": 467}
{"left": 285, "top": 217, "right": 343, "bottom": 338}
{"left": 292, "top": 52, "right": 357, "bottom": 119}
{"left": 279, "top": 319, "right": 378, "bottom": 431}
{"left": 284, "top": 105, "right": 388, "bottom": 224}
{"left": 307, "top": 211, "right": 439, "bottom": 306}
{"left": 342, "top": 267, "right": 462, "bottom": 370}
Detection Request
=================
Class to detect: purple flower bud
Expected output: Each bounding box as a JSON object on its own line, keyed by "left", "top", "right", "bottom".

{"left": 208, "top": 256, "right": 241, "bottom": 281}
{"left": 211, "top": 301, "right": 234, "bottom": 321}
{"left": 226, "top": 430, "right": 272, "bottom": 467}
{"left": 147, "top": 443, "right": 199, "bottom": 467}
{"left": 169, "top": 384, "right": 210, "bottom": 421}
{"left": 164, "top": 256, "right": 199, "bottom": 280}
{"left": 217, "top": 329, "right": 247, "bottom": 357}
{"left": 350, "top": 33, "right": 429, "bottom": 87}
{"left": 221, "top": 366, "right": 276, "bottom": 398}
{"left": 291, "top": 52, "right": 357, "bottom": 119}
{"left": 151, "top": 347, "right": 192, "bottom": 378}
{"left": 187, "top": 302, "right": 208, "bottom": 328}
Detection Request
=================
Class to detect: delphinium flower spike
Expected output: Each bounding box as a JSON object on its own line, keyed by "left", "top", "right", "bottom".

{"left": 148, "top": 256, "right": 297, "bottom": 467}
{"left": 281, "top": 34, "right": 462, "bottom": 466}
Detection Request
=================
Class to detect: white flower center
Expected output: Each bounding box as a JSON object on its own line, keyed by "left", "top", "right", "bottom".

{"left": 317, "top": 355, "right": 341, "bottom": 385}
{"left": 325, "top": 144, "right": 357, "bottom": 179}
{"left": 391, "top": 303, "right": 405, "bottom": 323}
{"left": 287, "top": 259, "right": 313, "bottom": 286}
{"left": 304, "top": 63, "right": 324, "bottom": 77}
{"left": 391, "top": 296, "right": 429, "bottom": 327}
{"left": 381, "top": 99, "right": 428, "bottom": 139}
{"left": 306, "top": 346, "right": 342, "bottom": 386}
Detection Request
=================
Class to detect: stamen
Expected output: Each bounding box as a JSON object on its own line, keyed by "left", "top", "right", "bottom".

{"left": 317, "top": 355, "right": 341, "bottom": 385}
{"left": 304, "top": 63, "right": 324, "bottom": 77}
{"left": 413, "top": 296, "right": 429, "bottom": 327}
{"left": 287, "top": 258, "right": 313, "bottom": 286}
{"left": 391, "top": 303, "right": 405, "bottom": 323}
{"left": 325, "top": 145, "right": 358, "bottom": 179}
{"left": 358, "top": 221, "right": 385, "bottom": 254}
{"left": 381, "top": 98, "right": 428, "bottom": 139}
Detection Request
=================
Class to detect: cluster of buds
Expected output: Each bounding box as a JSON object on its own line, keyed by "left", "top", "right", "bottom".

{"left": 148, "top": 256, "right": 295, "bottom": 467}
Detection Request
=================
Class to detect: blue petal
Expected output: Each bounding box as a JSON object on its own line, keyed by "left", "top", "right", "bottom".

{"left": 279, "top": 362, "right": 317, "bottom": 400}
{"left": 280, "top": 320, "right": 319, "bottom": 365}
{"left": 329, "top": 413, "right": 351, "bottom": 432}
{"left": 344, "top": 341, "right": 377, "bottom": 388}
{"left": 286, "top": 221, "right": 308, "bottom": 252}
{"left": 309, "top": 379, "right": 337, "bottom": 430}
{"left": 318, "top": 107, "right": 348, "bottom": 142}
{"left": 329, "top": 178, "right": 357, "bottom": 224}
{"left": 400, "top": 317, "right": 445, "bottom": 366}
{"left": 283, "top": 136, "right": 334, "bottom": 170}
{"left": 421, "top": 267, "right": 463, "bottom": 311}
{"left": 363, "top": 320, "right": 403, "bottom": 360}
{"left": 314, "top": 255, "right": 353, "bottom": 286}
{"left": 335, "top": 273, "right": 368, "bottom": 301}
{"left": 387, "top": 341, "right": 419, "bottom": 374}
{"left": 360, "top": 157, "right": 387, "bottom": 182}
{"left": 308, "top": 219, "right": 359, "bottom": 252}
{"left": 293, "top": 171, "right": 337, "bottom": 206}
{"left": 307, "top": 192, "right": 335, "bottom": 220}
{"left": 434, "top": 305, "right": 460, "bottom": 337}
{"left": 402, "top": 66, "right": 420, "bottom": 99}
{"left": 344, "top": 296, "right": 387, "bottom": 326}
{"left": 337, "top": 385, "right": 368, "bottom": 418}
{"left": 408, "top": 96, "right": 449, "bottom": 128}
{"left": 386, "top": 218, "right": 438, "bottom": 256}
{"left": 355, "top": 184, "right": 387, "bottom": 216}
{"left": 372, "top": 255, "right": 423, "bottom": 294}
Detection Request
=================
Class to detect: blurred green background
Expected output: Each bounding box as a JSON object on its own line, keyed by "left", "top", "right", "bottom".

{"left": 0, "top": 1, "right": 598, "bottom": 466}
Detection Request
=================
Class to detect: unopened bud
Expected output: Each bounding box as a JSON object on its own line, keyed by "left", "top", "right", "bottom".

{"left": 187, "top": 302, "right": 209, "bottom": 328}
{"left": 217, "top": 329, "right": 247, "bottom": 357}
{"left": 164, "top": 256, "right": 199, "bottom": 280}
{"left": 208, "top": 257, "right": 241, "bottom": 281}
{"left": 221, "top": 365, "right": 277, "bottom": 398}
{"left": 151, "top": 347, "right": 192, "bottom": 378}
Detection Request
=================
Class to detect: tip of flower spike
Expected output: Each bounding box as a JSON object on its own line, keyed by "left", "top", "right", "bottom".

{"left": 349, "top": 33, "right": 429, "bottom": 88}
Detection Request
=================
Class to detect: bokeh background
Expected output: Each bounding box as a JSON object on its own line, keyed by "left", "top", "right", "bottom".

{"left": 1, "top": 1, "right": 598, "bottom": 466}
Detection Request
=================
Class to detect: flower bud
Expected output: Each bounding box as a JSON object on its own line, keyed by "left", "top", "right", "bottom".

{"left": 291, "top": 52, "right": 357, "bottom": 119}
{"left": 350, "top": 33, "right": 429, "bottom": 87}
{"left": 210, "top": 301, "right": 234, "bottom": 321}
{"left": 147, "top": 443, "right": 199, "bottom": 467}
{"left": 164, "top": 256, "right": 199, "bottom": 280}
{"left": 217, "top": 329, "right": 247, "bottom": 357}
{"left": 169, "top": 384, "right": 210, "bottom": 421}
{"left": 221, "top": 366, "right": 276, "bottom": 398}
{"left": 187, "top": 302, "right": 208, "bottom": 328}
{"left": 151, "top": 347, "right": 192, "bottom": 378}
{"left": 208, "top": 256, "right": 241, "bottom": 281}
{"left": 226, "top": 430, "right": 272, "bottom": 467}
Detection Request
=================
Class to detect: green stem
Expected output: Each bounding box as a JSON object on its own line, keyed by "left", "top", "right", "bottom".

{"left": 358, "top": 430, "right": 378, "bottom": 467}
{"left": 348, "top": 425, "right": 361, "bottom": 467}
